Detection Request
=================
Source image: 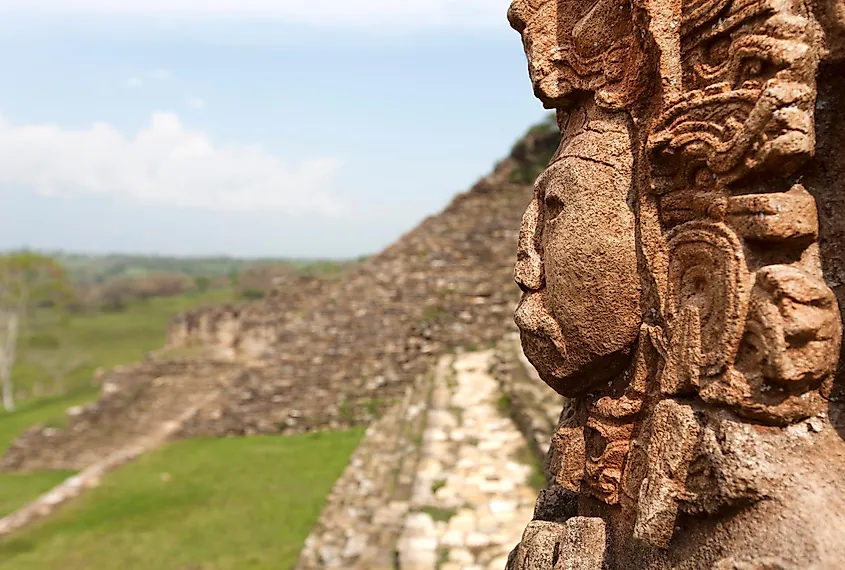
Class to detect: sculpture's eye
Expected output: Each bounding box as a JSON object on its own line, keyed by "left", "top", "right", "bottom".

{"left": 737, "top": 56, "right": 776, "bottom": 87}
{"left": 545, "top": 193, "right": 565, "bottom": 222}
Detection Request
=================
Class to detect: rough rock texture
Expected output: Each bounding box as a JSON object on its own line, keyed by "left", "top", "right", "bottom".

{"left": 1, "top": 357, "right": 236, "bottom": 472}
{"left": 0, "top": 124, "right": 559, "bottom": 472}
{"left": 296, "top": 359, "right": 433, "bottom": 570}
{"left": 491, "top": 333, "right": 565, "bottom": 469}
{"left": 167, "top": 274, "right": 332, "bottom": 361}
{"left": 297, "top": 349, "right": 548, "bottom": 570}
{"left": 507, "top": 0, "right": 845, "bottom": 568}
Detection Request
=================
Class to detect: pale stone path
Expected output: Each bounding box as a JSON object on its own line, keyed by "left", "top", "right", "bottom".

{"left": 397, "top": 350, "right": 538, "bottom": 570}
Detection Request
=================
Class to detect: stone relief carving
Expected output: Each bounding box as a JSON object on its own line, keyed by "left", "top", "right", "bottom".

{"left": 507, "top": 0, "right": 845, "bottom": 567}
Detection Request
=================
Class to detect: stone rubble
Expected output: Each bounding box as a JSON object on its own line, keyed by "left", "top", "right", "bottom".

{"left": 295, "top": 346, "right": 548, "bottom": 570}
{"left": 396, "top": 350, "right": 537, "bottom": 570}
{"left": 0, "top": 124, "right": 561, "bottom": 473}
{"left": 1, "top": 357, "right": 237, "bottom": 472}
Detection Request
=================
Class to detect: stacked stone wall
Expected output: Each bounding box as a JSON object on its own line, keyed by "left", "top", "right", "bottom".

{"left": 296, "top": 342, "right": 558, "bottom": 569}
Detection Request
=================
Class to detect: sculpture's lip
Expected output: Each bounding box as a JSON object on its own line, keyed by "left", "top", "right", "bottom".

{"left": 514, "top": 294, "right": 565, "bottom": 347}
{"left": 513, "top": 293, "right": 535, "bottom": 332}
{"left": 514, "top": 292, "right": 569, "bottom": 378}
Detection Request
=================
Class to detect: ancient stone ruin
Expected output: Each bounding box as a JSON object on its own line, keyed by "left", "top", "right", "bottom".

{"left": 0, "top": 120, "right": 561, "bottom": 473}
{"left": 506, "top": 0, "right": 845, "bottom": 567}
{"left": 0, "top": 125, "right": 565, "bottom": 546}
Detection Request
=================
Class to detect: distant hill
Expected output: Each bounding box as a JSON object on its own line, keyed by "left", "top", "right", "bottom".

{"left": 45, "top": 253, "right": 358, "bottom": 284}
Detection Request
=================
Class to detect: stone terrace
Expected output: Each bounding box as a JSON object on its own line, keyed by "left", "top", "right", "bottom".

{"left": 0, "top": 123, "right": 561, "bottom": 472}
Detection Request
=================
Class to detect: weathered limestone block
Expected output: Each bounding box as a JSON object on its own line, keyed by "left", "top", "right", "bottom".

{"left": 507, "top": 0, "right": 845, "bottom": 566}
{"left": 507, "top": 518, "right": 607, "bottom": 570}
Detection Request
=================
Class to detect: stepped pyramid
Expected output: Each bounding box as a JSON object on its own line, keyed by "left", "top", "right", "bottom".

{"left": 1, "top": 118, "right": 561, "bottom": 472}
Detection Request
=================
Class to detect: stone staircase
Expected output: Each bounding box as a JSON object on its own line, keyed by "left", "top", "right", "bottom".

{"left": 296, "top": 342, "right": 564, "bottom": 570}
{"left": 296, "top": 362, "right": 435, "bottom": 570}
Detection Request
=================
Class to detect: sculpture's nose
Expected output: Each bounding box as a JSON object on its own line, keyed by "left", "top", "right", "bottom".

{"left": 514, "top": 291, "right": 568, "bottom": 357}
{"left": 514, "top": 196, "right": 545, "bottom": 293}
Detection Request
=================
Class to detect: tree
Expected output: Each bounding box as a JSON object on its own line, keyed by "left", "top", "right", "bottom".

{"left": 194, "top": 275, "right": 211, "bottom": 293}
{"left": 25, "top": 342, "right": 90, "bottom": 396}
{"left": 130, "top": 272, "right": 194, "bottom": 300}
{"left": 0, "top": 253, "right": 73, "bottom": 411}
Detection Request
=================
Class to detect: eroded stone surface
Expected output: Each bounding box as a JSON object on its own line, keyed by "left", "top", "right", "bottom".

{"left": 508, "top": 0, "right": 845, "bottom": 567}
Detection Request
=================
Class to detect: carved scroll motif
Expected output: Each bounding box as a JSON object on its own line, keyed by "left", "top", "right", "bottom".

{"left": 631, "top": 0, "right": 843, "bottom": 542}
{"left": 650, "top": 0, "right": 821, "bottom": 198}
{"left": 648, "top": 0, "right": 841, "bottom": 427}
{"left": 664, "top": 221, "right": 750, "bottom": 380}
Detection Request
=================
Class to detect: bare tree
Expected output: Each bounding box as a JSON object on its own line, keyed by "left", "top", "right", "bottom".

{"left": 0, "top": 311, "right": 19, "bottom": 411}
{"left": 26, "top": 348, "right": 90, "bottom": 395}
{"left": 0, "top": 253, "right": 72, "bottom": 412}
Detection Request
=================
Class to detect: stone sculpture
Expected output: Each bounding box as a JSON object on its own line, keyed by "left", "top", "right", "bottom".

{"left": 507, "top": 0, "right": 845, "bottom": 567}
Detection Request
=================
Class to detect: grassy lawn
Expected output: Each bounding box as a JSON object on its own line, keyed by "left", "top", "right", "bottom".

{"left": 0, "top": 471, "right": 76, "bottom": 520}
{"left": 0, "top": 288, "right": 240, "bottom": 520}
{"left": 0, "top": 430, "right": 363, "bottom": 570}
{"left": 0, "top": 390, "right": 98, "bottom": 518}
{"left": 13, "top": 287, "right": 237, "bottom": 401}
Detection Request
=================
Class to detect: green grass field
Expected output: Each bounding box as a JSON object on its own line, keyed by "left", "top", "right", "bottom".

{"left": 0, "top": 289, "right": 362, "bottom": 569}
{"left": 0, "top": 288, "right": 238, "bottom": 520}
{"left": 12, "top": 287, "right": 237, "bottom": 403}
{"left": 0, "top": 390, "right": 101, "bottom": 518}
{"left": 0, "top": 431, "right": 363, "bottom": 570}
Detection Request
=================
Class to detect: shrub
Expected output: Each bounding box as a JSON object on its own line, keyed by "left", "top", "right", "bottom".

{"left": 240, "top": 288, "right": 266, "bottom": 300}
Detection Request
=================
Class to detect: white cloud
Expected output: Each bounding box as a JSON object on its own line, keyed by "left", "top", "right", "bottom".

{"left": 125, "top": 76, "right": 144, "bottom": 89}
{"left": 187, "top": 96, "right": 205, "bottom": 110}
{"left": 0, "top": 112, "right": 343, "bottom": 215}
{"left": 0, "top": 0, "right": 509, "bottom": 28}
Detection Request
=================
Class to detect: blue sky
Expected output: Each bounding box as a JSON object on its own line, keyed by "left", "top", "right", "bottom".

{"left": 0, "top": 1, "right": 545, "bottom": 258}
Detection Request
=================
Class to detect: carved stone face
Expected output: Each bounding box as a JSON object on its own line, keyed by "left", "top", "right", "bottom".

{"left": 507, "top": 0, "right": 845, "bottom": 563}
{"left": 514, "top": 101, "right": 642, "bottom": 396}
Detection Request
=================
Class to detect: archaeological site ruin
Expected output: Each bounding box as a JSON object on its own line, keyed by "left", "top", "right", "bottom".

{"left": 3, "top": 0, "right": 845, "bottom": 568}
{"left": 506, "top": 0, "right": 845, "bottom": 567}
{"left": 0, "top": 105, "right": 565, "bottom": 566}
